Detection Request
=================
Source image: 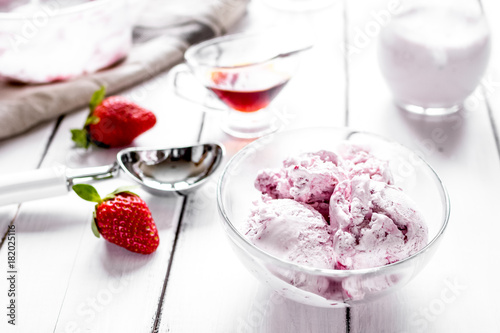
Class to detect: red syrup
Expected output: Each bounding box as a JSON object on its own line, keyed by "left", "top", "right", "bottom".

{"left": 209, "top": 71, "right": 289, "bottom": 112}
{"left": 208, "top": 80, "right": 288, "bottom": 112}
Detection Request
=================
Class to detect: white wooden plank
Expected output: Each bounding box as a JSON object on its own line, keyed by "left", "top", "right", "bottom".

{"left": 481, "top": 0, "right": 500, "bottom": 150}
{"left": 0, "top": 118, "right": 58, "bottom": 231}
{"left": 346, "top": 0, "right": 500, "bottom": 332}
{"left": 0, "top": 116, "right": 59, "bottom": 329}
{"left": 158, "top": 1, "right": 348, "bottom": 332}
{"left": 0, "top": 122, "right": 56, "bottom": 172}
{"left": 0, "top": 71, "right": 205, "bottom": 332}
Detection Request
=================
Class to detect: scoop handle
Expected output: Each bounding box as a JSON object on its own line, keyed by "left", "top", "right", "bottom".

{"left": 0, "top": 167, "right": 69, "bottom": 206}
{"left": 0, "top": 163, "right": 120, "bottom": 206}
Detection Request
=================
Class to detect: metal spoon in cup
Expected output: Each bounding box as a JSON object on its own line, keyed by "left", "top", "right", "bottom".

{"left": 0, "top": 143, "right": 224, "bottom": 206}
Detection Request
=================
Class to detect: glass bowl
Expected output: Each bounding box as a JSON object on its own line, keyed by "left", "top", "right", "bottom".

{"left": 0, "top": 0, "right": 143, "bottom": 83}
{"left": 217, "top": 127, "right": 450, "bottom": 308}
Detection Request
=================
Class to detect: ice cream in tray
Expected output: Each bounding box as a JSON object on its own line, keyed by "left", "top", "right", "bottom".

{"left": 0, "top": 0, "right": 140, "bottom": 83}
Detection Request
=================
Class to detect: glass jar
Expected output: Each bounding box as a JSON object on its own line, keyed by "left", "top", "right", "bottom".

{"left": 378, "top": 0, "right": 491, "bottom": 115}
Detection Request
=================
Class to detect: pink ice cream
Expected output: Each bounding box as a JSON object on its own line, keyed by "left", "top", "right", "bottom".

{"left": 246, "top": 198, "right": 334, "bottom": 269}
{"left": 0, "top": 0, "right": 132, "bottom": 83}
{"left": 246, "top": 144, "right": 428, "bottom": 272}
{"left": 255, "top": 150, "right": 344, "bottom": 202}
{"left": 254, "top": 150, "right": 346, "bottom": 218}
{"left": 338, "top": 143, "right": 394, "bottom": 184}
{"left": 329, "top": 175, "right": 428, "bottom": 270}
{"left": 254, "top": 146, "right": 393, "bottom": 220}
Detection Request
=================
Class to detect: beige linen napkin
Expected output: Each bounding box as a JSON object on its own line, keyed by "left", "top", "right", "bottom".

{"left": 0, "top": 0, "right": 248, "bottom": 140}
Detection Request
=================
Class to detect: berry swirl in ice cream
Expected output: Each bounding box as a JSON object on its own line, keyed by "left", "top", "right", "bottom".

{"left": 245, "top": 143, "right": 428, "bottom": 271}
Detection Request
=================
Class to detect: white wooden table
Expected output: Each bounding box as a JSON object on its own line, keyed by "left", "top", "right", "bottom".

{"left": 1, "top": 1, "right": 500, "bottom": 332}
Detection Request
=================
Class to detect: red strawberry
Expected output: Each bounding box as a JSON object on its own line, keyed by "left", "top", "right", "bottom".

{"left": 71, "top": 86, "right": 156, "bottom": 148}
{"left": 73, "top": 184, "right": 159, "bottom": 254}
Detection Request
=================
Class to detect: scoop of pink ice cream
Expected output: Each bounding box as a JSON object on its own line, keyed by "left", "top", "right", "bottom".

{"left": 254, "top": 150, "right": 346, "bottom": 218}
{"left": 245, "top": 198, "right": 334, "bottom": 269}
{"left": 329, "top": 175, "right": 428, "bottom": 270}
{"left": 338, "top": 143, "right": 393, "bottom": 184}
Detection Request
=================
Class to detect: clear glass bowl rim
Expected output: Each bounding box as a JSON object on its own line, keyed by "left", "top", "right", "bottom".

{"left": 216, "top": 126, "right": 451, "bottom": 277}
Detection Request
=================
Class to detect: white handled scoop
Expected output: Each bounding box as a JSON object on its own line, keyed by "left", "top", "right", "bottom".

{"left": 0, "top": 143, "right": 224, "bottom": 206}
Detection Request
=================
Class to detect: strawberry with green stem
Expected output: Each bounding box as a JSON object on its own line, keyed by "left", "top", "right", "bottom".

{"left": 73, "top": 184, "right": 160, "bottom": 254}
{"left": 71, "top": 86, "right": 156, "bottom": 148}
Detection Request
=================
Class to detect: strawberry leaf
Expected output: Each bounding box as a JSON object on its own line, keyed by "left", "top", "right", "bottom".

{"left": 70, "top": 128, "right": 90, "bottom": 148}
{"left": 89, "top": 86, "right": 106, "bottom": 112}
{"left": 72, "top": 184, "right": 102, "bottom": 203}
{"left": 91, "top": 211, "right": 101, "bottom": 238}
{"left": 85, "top": 115, "right": 100, "bottom": 126}
{"left": 70, "top": 86, "right": 105, "bottom": 149}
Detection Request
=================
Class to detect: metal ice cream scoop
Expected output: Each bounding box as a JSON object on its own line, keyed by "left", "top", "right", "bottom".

{"left": 0, "top": 143, "right": 224, "bottom": 206}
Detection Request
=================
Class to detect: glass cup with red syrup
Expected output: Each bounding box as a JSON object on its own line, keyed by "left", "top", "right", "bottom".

{"left": 171, "top": 29, "right": 312, "bottom": 139}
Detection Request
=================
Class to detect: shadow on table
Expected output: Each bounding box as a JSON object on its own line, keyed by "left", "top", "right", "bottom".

{"left": 398, "top": 105, "right": 468, "bottom": 158}
{"left": 348, "top": 293, "right": 411, "bottom": 333}
{"left": 99, "top": 241, "right": 154, "bottom": 275}
{"left": 240, "top": 287, "right": 346, "bottom": 333}
{"left": 245, "top": 286, "right": 415, "bottom": 333}
{"left": 65, "top": 145, "right": 121, "bottom": 169}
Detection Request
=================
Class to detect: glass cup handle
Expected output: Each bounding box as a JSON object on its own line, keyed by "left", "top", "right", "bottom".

{"left": 170, "top": 64, "right": 227, "bottom": 111}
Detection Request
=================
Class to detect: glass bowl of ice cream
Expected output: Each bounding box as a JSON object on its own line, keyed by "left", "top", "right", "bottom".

{"left": 0, "top": 0, "right": 143, "bottom": 83}
{"left": 217, "top": 127, "right": 450, "bottom": 308}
